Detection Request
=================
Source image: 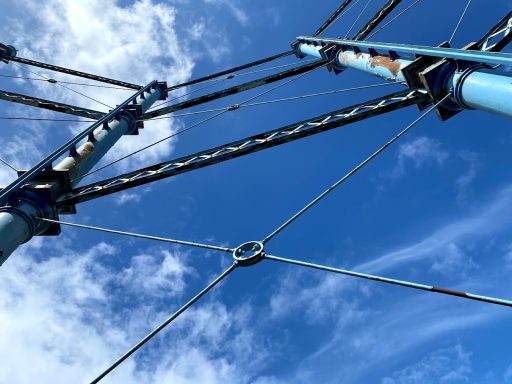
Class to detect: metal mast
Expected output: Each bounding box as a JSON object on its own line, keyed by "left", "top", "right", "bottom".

{"left": 1, "top": 3, "right": 512, "bottom": 382}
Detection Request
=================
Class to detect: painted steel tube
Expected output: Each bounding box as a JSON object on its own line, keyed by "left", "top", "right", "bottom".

{"left": 299, "top": 43, "right": 412, "bottom": 82}
{"left": 297, "top": 36, "right": 512, "bottom": 67}
{"left": 451, "top": 67, "right": 512, "bottom": 119}
{"left": 336, "top": 50, "right": 411, "bottom": 82}
{"left": 0, "top": 193, "right": 48, "bottom": 265}
{"left": 55, "top": 87, "right": 162, "bottom": 184}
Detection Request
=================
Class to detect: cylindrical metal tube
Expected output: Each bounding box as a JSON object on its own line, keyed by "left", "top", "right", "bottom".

{"left": 451, "top": 66, "right": 512, "bottom": 119}
{"left": 55, "top": 87, "right": 162, "bottom": 184}
{"left": 0, "top": 191, "right": 49, "bottom": 265}
{"left": 298, "top": 43, "right": 412, "bottom": 82}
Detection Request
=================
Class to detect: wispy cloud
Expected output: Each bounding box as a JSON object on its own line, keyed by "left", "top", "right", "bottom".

{"left": 0, "top": 240, "right": 274, "bottom": 383}
{"left": 264, "top": 183, "right": 512, "bottom": 383}
{"left": 388, "top": 136, "right": 449, "bottom": 179}
{"left": 382, "top": 343, "right": 472, "bottom": 384}
{"left": 203, "top": 0, "right": 250, "bottom": 26}
{"left": 4, "top": 0, "right": 195, "bottom": 173}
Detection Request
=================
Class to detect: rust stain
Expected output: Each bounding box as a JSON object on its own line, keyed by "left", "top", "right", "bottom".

{"left": 82, "top": 142, "right": 95, "bottom": 153}
{"left": 369, "top": 56, "right": 402, "bottom": 76}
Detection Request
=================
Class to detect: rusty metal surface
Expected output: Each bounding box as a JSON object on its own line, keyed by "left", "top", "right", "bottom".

{"left": 0, "top": 89, "right": 105, "bottom": 119}
{"left": 58, "top": 88, "right": 426, "bottom": 205}
{"left": 368, "top": 55, "right": 402, "bottom": 76}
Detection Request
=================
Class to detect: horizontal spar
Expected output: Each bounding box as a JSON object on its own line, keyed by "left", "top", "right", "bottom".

{"left": 57, "top": 88, "right": 427, "bottom": 205}
{"left": 296, "top": 36, "right": 512, "bottom": 67}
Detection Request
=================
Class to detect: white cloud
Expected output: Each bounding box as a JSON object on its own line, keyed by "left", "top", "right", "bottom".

{"left": 3, "top": 0, "right": 195, "bottom": 174}
{"left": 505, "top": 363, "right": 512, "bottom": 383}
{"left": 357, "top": 184, "right": 512, "bottom": 275}
{"left": 382, "top": 344, "right": 472, "bottom": 384}
{"left": 455, "top": 151, "right": 480, "bottom": 201}
{"left": 0, "top": 240, "right": 274, "bottom": 383}
{"left": 390, "top": 136, "right": 449, "bottom": 179}
{"left": 264, "top": 184, "right": 512, "bottom": 382}
{"left": 119, "top": 250, "right": 194, "bottom": 299}
{"left": 115, "top": 192, "right": 142, "bottom": 205}
{"left": 204, "top": 0, "right": 249, "bottom": 26}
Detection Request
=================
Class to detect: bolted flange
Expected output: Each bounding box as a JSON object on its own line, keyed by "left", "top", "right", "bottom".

{"left": 233, "top": 241, "right": 265, "bottom": 267}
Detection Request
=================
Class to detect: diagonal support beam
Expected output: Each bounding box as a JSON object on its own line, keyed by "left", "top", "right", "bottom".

{"left": 476, "top": 11, "right": 512, "bottom": 52}
{"left": 142, "top": 60, "right": 326, "bottom": 119}
{"left": 0, "top": 89, "right": 105, "bottom": 119}
{"left": 0, "top": 81, "right": 159, "bottom": 206}
{"left": 353, "top": 0, "right": 403, "bottom": 40}
{"left": 6, "top": 55, "right": 142, "bottom": 90}
{"left": 166, "top": 51, "right": 293, "bottom": 91}
{"left": 58, "top": 88, "right": 427, "bottom": 206}
{"left": 313, "top": 0, "right": 354, "bottom": 37}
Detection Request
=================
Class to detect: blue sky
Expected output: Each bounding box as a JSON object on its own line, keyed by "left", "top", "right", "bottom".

{"left": 1, "top": 0, "right": 512, "bottom": 383}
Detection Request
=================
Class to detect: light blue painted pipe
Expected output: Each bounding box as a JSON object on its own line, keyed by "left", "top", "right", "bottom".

{"left": 451, "top": 67, "right": 512, "bottom": 119}
{"left": 299, "top": 42, "right": 512, "bottom": 120}
{"left": 299, "top": 43, "right": 412, "bottom": 82}
{"left": 298, "top": 36, "right": 512, "bottom": 68}
{"left": 0, "top": 86, "right": 164, "bottom": 265}
{"left": 0, "top": 190, "right": 52, "bottom": 265}
{"left": 55, "top": 87, "right": 162, "bottom": 184}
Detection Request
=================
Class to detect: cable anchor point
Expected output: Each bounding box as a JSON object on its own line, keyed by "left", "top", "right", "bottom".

{"left": 232, "top": 241, "right": 265, "bottom": 267}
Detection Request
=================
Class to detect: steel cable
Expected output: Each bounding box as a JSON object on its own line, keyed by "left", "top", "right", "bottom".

{"left": 367, "top": 0, "right": 421, "bottom": 39}
{"left": 0, "top": 73, "right": 133, "bottom": 90}
{"left": 262, "top": 94, "right": 451, "bottom": 244}
{"left": 37, "top": 218, "right": 233, "bottom": 253}
{"left": 0, "top": 156, "right": 17, "bottom": 172}
{"left": 0, "top": 116, "right": 95, "bottom": 123}
{"left": 449, "top": 0, "right": 473, "bottom": 45}
{"left": 264, "top": 254, "right": 512, "bottom": 307}
{"left": 321, "top": 0, "right": 363, "bottom": 35}
{"left": 73, "top": 64, "right": 325, "bottom": 183}
{"left": 11, "top": 62, "right": 113, "bottom": 109}
{"left": 344, "top": 0, "right": 374, "bottom": 38}
{"left": 89, "top": 262, "right": 238, "bottom": 384}
{"left": 142, "top": 82, "right": 404, "bottom": 121}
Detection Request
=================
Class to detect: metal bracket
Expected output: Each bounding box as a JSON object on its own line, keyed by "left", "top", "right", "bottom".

{"left": 155, "top": 81, "right": 169, "bottom": 100}
{"left": 121, "top": 105, "right": 143, "bottom": 135}
{"left": 233, "top": 241, "right": 265, "bottom": 267}
{"left": 319, "top": 44, "right": 344, "bottom": 74}
{"left": 16, "top": 169, "right": 76, "bottom": 217}
{"left": 0, "top": 43, "right": 17, "bottom": 63}
{"left": 416, "top": 42, "right": 479, "bottom": 121}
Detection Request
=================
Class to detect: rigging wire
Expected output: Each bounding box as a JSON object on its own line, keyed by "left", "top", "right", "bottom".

{"left": 261, "top": 93, "right": 451, "bottom": 244}
{"left": 72, "top": 64, "right": 325, "bottom": 183}
{"left": 10, "top": 62, "right": 113, "bottom": 109}
{"left": 142, "top": 82, "right": 404, "bottom": 121}
{"left": 37, "top": 218, "right": 233, "bottom": 253}
{"left": 0, "top": 116, "right": 95, "bottom": 123}
{"left": 367, "top": 0, "right": 421, "bottom": 39}
{"left": 148, "top": 59, "right": 320, "bottom": 112}
{"left": 90, "top": 262, "right": 238, "bottom": 384}
{"left": 0, "top": 156, "right": 18, "bottom": 172}
{"left": 264, "top": 254, "right": 512, "bottom": 307}
{"left": 0, "top": 73, "right": 133, "bottom": 90}
{"left": 322, "top": 0, "right": 363, "bottom": 35}
{"left": 166, "top": 50, "right": 293, "bottom": 92}
{"left": 448, "top": 0, "right": 473, "bottom": 45}
{"left": 344, "top": 0, "right": 374, "bottom": 39}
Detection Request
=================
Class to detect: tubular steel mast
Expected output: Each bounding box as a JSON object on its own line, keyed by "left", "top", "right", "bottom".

{"left": 1, "top": 2, "right": 512, "bottom": 382}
